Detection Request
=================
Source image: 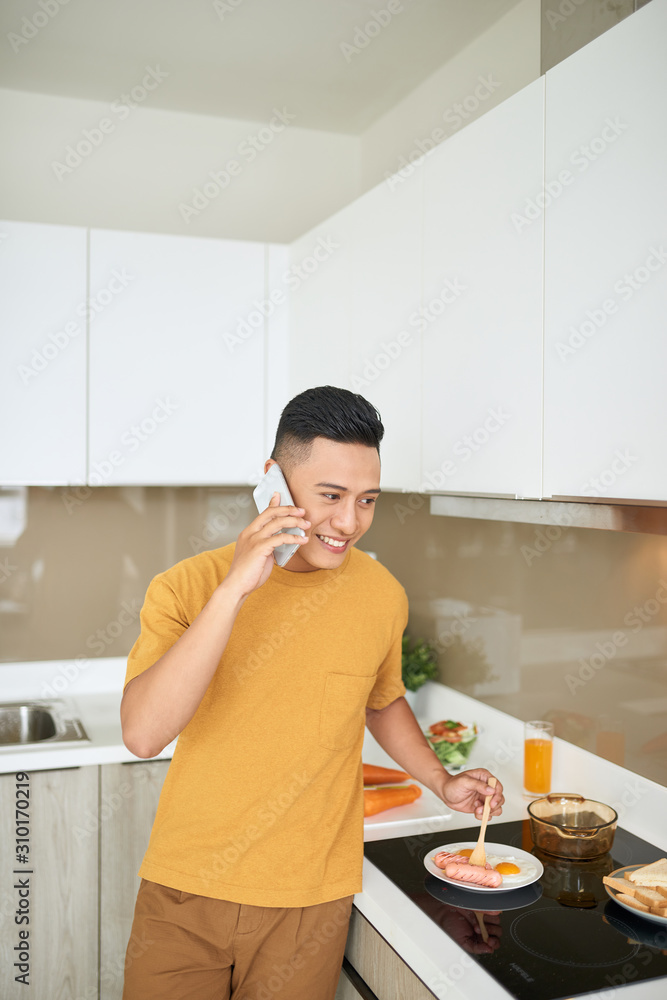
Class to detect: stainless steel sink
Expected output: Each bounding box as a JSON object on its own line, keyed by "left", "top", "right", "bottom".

{"left": 0, "top": 700, "right": 90, "bottom": 747}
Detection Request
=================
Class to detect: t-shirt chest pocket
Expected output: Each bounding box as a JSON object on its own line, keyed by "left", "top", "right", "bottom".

{"left": 319, "top": 672, "right": 377, "bottom": 751}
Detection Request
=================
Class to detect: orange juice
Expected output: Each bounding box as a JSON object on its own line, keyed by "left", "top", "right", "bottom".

{"left": 524, "top": 738, "right": 552, "bottom": 794}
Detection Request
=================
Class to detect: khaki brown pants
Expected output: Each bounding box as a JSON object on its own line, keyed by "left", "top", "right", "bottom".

{"left": 122, "top": 878, "right": 354, "bottom": 1000}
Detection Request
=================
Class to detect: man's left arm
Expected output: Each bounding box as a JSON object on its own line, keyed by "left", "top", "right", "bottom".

{"left": 365, "top": 696, "right": 505, "bottom": 820}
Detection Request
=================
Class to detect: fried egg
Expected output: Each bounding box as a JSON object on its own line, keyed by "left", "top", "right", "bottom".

{"left": 448, "top": 847, "right": 538, "bottom": 886}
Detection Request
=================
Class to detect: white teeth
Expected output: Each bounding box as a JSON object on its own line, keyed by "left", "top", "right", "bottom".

{"left": 318, "top": 535, "right": 346, "bottom": 548}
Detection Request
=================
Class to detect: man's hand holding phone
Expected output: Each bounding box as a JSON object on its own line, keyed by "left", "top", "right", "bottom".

{"left": 222, "top": 492, "right": 310, "bottom": 601}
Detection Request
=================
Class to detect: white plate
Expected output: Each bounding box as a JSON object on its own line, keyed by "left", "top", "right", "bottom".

{"left": 605, "top": 865, "right": 667, "bottom": 926}
{"left": 424, "top": 841, "right": 544, "bottom": 893}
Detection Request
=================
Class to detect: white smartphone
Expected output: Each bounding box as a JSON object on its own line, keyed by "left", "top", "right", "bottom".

{"left": 252, "top": 463, "right": 305, "bottom": 567}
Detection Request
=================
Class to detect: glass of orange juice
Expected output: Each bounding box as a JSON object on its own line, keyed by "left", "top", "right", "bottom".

{"left": 523, "top": 721, "right": 554, "bottom": 797}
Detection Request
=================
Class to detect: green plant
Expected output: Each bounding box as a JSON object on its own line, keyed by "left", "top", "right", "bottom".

{"left": 401, "top": 634, "right": 438, "bottom": 692}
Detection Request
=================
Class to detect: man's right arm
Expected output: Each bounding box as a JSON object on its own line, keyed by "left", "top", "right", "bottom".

{"left": 120, "top": 494, "right": 310, "bottom": 758}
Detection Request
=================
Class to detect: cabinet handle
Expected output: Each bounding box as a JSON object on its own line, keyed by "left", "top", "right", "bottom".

{"left": 341, "top": 958, "right": 380, "bottom": 1000}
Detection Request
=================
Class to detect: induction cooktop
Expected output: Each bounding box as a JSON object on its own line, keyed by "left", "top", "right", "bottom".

{"left": 364, "top": 819, "right": 667, "bottom": 1000}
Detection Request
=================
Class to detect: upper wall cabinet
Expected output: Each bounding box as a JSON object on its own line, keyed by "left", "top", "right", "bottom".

{"left": 0, "top": 220, "right": 87, "bottom": 485}
{"left": 345, "top": 169, "right": 423, "bottom": 493}
{"left": 543, "top": 1, "right": 667, "bottom": 503}
{"left": 421, "top": 78, "right": 545, "bottom": 500}
{"left": 88, "top": 229, "right": 267, "bottom": 485}
{"left": 288, "top": 166, "right": 423, "bottom": 492}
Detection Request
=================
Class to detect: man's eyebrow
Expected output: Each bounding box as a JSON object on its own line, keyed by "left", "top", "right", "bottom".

{"left": 314, "top": 482, "right": 382, "bottom": 494}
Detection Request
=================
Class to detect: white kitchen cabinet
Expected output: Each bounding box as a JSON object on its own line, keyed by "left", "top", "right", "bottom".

{"left": 264, "top": 244, "right": 291, "bottom": 464}
{"left": 421, "top": 78, "right": 544, "bottom": 500}
{"left": 0, "top": 220, "right": 87, "bottom": 485}
{"left": 345, "top": 169, "right": 423, "bottom": 493}
{"left": 88, "top": 228, "right": 266, "bottom": 485}
{"left": 288, "top": 168, "right": 423, "bottom": 492}
{"left": 543, "top": 0, "right": 667, "bottom": 503}
{"left": 288, "top": 206, "right": 354, "bottom": 396}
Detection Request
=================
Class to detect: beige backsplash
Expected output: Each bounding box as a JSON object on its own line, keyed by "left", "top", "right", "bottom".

{"left": 1, "top": 485, "right": 666, "bottom": 788}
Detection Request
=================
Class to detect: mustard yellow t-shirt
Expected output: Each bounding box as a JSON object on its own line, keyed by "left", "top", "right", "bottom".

{"left": 124, "top": 543, "right": 408, "bottom": 907}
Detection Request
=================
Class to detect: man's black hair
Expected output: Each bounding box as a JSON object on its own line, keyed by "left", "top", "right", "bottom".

{"left": 270, "top": 385, "right": 384, "bottom": 471}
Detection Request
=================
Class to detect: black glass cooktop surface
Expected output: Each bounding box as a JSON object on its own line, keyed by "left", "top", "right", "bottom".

{"left": 364, "top": 820, "right": 667, "bottom": 1000}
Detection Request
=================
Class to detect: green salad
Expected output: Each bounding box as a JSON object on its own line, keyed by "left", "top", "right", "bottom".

{"left": 424, "top": 720, "right": 478, "bottom": 769}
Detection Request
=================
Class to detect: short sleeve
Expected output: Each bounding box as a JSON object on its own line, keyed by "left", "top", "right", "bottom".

{"left": 365, "top": 588, "right": 409, "bottom": 710}
{"left": 123, "top": 575, "right": 190, "bottom": 692}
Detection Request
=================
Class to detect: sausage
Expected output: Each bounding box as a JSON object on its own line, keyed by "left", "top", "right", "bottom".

{"left": 444, "top": 861, "right": 503, "bottom": 887}
{"left": 433, "top": 851, "right": 472, "bottom": 869}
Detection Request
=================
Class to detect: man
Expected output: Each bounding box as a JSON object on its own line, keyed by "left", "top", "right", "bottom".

{"left": 120, "top": 385, "right": 504, "bottom": 1000}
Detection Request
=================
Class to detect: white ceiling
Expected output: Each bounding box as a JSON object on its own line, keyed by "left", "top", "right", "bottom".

{"left": 0, "top": 0, "right": 524, "bottom": 133}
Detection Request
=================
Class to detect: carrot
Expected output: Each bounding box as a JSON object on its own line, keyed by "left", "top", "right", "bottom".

{"left": 364, "top": 784, "right": 422, "bottom": 817}
{"left": 363, "top": 763, "right": 411, "bottom": 785}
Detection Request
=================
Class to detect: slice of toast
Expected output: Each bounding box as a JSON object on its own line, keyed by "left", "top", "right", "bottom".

{"left": 627, "top": 859, "right": 667, "bottom": 887}
{"left": 604, "top": 876, "right": 636, "bottom": 896}
{"left": 635, "top": 887, "right": 667, "bottom": 909}
{"left": 617, "top": 893, "right": 650, "bottom": 913}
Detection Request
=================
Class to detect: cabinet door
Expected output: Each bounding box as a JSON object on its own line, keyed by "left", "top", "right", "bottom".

{"left": 0, "top": 766, "right": 98, "bottom": 999}
{"left": 99, "top": 759, "right": 171, "bottom": 1000}
{"left": 345, "top": 170, "right": 423, "bottom": 492}
{"left": 288, "top": 171, "right": 423, "bottom": 493}
{"left": 421, "top": 79, "right": 544, "bottom": 499}
{"left": 288, "top": 209, "right": 353, "bottom": 396}
{"left": 89, "top": 229, "right": 266, "bottom": 485}
{"left": 543, "top": 1, "right": 667, "bottom": 503}
{"left": 344, "top": 908, "right": 438, "bottom": 999}
{"left": 0, "top": 220, "right": 87, "bottom": 485}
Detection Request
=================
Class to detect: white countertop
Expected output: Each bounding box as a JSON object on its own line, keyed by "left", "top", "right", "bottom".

{"left": 1, "top": 660, "right": 666, "bottom": 999}
{"left": 0, "top": 657, "right": 176, "bottom": 771}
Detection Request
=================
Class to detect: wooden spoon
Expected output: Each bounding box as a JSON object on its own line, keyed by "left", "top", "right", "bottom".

{"left": 474, "top": 911, "right": 489, "bottom": 943}
{"left": 468, "top": 776, "right": 497, "bottom": 868}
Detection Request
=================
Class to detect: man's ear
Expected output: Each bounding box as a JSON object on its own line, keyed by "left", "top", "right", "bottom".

{"left": 264, "top": 458, "right": 278, "bottom": 475}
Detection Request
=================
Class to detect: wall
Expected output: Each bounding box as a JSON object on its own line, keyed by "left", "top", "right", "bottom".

{"left": 0, "top": 88, "right": 360, "bottom": 244}
{"left": 359, "top": 0, "right": 541, "bottom": 192}
{"left": 1, "top": 486, "right": 666, "bottom": 791}
{"left": 540, "top": 0, "right": 640, "bottom": 74}
{"left": 0, "top": 2, "right": 542, "bottom": 242}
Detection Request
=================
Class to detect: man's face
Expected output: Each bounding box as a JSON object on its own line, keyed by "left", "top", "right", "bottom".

{"left": 265, "top": 437, "right": 381, "bottom": 572}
